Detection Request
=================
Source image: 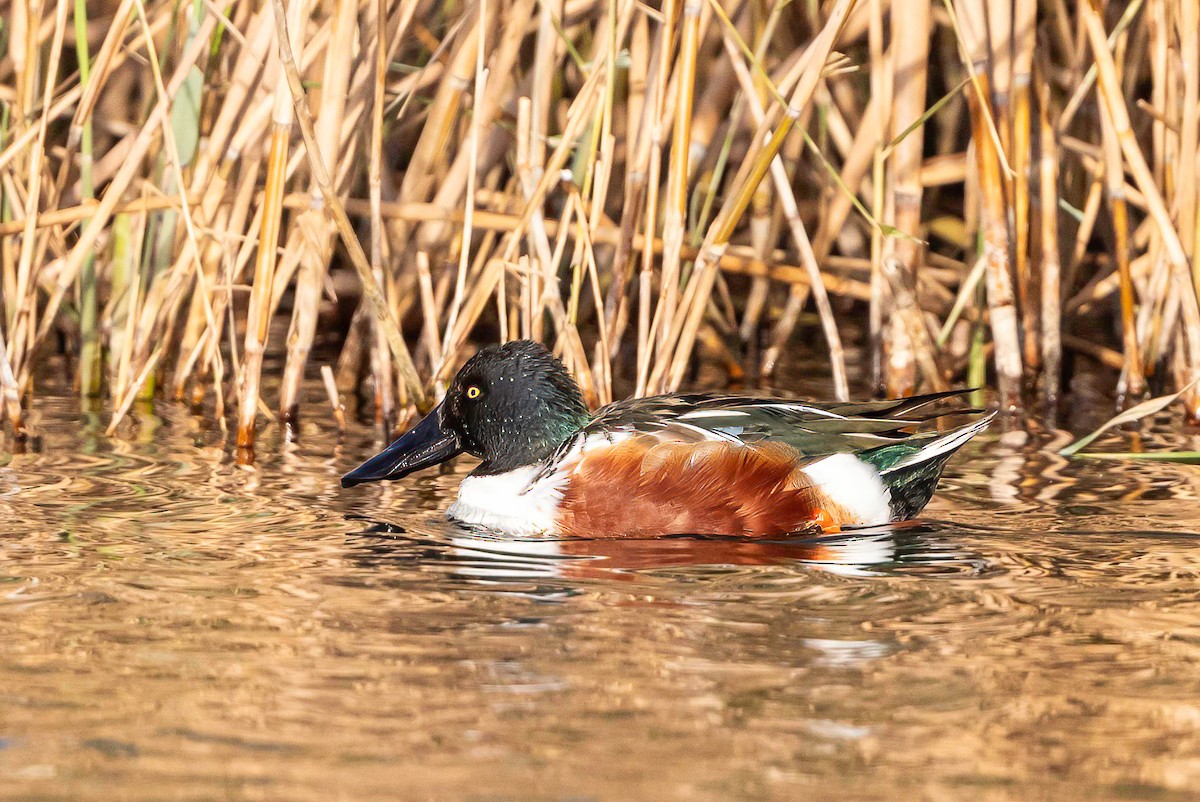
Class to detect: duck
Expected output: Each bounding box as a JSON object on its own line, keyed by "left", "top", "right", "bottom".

{"left": 341, "top": 340, "right": 992, "bottom": 538}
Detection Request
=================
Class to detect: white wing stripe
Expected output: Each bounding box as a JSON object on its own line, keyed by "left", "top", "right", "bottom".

{"left": 678, "top": 409, "right": 751, "bottom": 420}
{"left": 751, "top": 403, "right": 850, "bottom": 419}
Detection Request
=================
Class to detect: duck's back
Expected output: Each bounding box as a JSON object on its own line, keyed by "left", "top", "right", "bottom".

{"left": 545, "top": 391, "right": 991, "bottom": 538}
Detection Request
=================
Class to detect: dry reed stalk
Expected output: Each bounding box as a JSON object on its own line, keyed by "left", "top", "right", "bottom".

{"left": 558, "top": 190, "right": 602, "bottom": 404}
{"left": 0, "top": 330, "right": 23, "bottom": 432}
{"left": 115, "top": 205, "right": 147, "bottom": 402}
{"left": 9, "top": 0, "right": 69, "bottom": 392}
{"left": 655, "top": 0, "right": 859, "bottom": 393}
{"left": 236, "top": 0, "right": 302, "bottom": 450}
{"left": 1081, "top": 3, "right": 1190, "bottom": 282}
{"left": 1081, "top": 0, "right": 1200, "bottom": 415}
{"left": 321, "top": 364, "right": 346, "bottom": 430}
{"left": 811, "top": 90, "right": 882, "bottom": 262}
{"left": 366, "top": 0, "right": 394, "bottom": 425}
{"left": 1148, "top": 0, "right": 1168, "bottom": 189}
{"left": 421, "top": 0, "right": 535, "bottom": 249}
{"left": 599, "top": 11, "right": 650, "bottom": 358}
{"left": 107, "top": 210, "right": 140, "bottom": 398}
{"left": 1057, "top": 0, "right": 1146, "bottom": 135}
{"left": 270, "top": 0, "right": 424, "bottom": 405}
{"left": 634, "top": 2, "right": 673, "bottom": 396}
{"left": 190, "top": 159, "right": 263, "bottom": 409}
{"left": 438, "top": 0, "right": 490, "bottom": 372}
{"left": 278, "top": 0, "right": 359, "bottom": 425}
{"left": 5, "top": 0, "right": 1200, "bottom": 444}
{"left": 8, "top": 2, "right": 31, "bottom": 120}
{"left": 883, "top": 0, "right": 931, "bottom": 396}
{"left": 72, "top": 0, "right": 99, "bottom": 398}
{"left": 1140, "top": 254, "right": 1175, "bottom": 382}
{"left": 106, "top": 347, "right": 162, "bottom": 436}
{"left": 738, "top": 0, "right": 775, "bottom": 347}
{"left": 1097, "top": 44, "right": 1143, "bottom": 400}
{"left": 956, "top": 0, "right": 1022, "bottom": 412}
{"left": 881, "top": 256, "right": 946, "bottom": 390}
{"left": 386, "top": 4, "right": 483, "bottom": 260}
{"left": 415, "top": 250, "right": 442, "bottom": 368}
{"left": 1035, "top": 64, "right": 1062, "bottom": 405}
{"left": 1011, "top": 0, "right": 1038, "bottom": 376}
{"left": 712, "top": 10, "right": 848, "bottom": 397}
{"left": 110, "top": 0, "right": 220, "bottom": 429}
{"left": 576, "top": 204, "right": 613, "bottom": 405}
{"left": 71, "top": 0, "right": 136, "bottom": 130}
{"left": 35, "top": 10, "right": 217, "bottom": 365}
{"left": 656, "top": 0, "right": 701, "bottom": 354}
{"left": 866, "top": 0, "right": 890, "bottom": 393}
{"left": 1177, "top": 0, "right": 1199, "bottom": 275}
{"left": 985, "top": 0, "right": 1013, "bottom": 155}
{"left": 1066, "top": 168, "right": 1103, "bottom": 290}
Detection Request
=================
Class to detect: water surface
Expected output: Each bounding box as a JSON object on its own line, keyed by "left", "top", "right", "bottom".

{"left": 3, "top": 385, "right": 1200, "bottom": 801}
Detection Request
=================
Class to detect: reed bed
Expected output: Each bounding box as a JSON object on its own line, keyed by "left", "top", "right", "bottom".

{"left": 0, "top": 0, "right": 1197, "bottom": 450}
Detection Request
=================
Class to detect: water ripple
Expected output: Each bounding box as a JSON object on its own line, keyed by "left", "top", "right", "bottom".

{"left": 2, "top": 384, "right": 1200, "bottom": 798}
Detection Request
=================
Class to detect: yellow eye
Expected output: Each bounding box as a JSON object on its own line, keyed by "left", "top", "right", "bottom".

{"left": 466, "top": 385, "right": 482, "bottom": 399}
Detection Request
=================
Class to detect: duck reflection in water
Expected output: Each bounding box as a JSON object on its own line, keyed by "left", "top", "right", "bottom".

{"left": 344, "top": 516, "right": 988, "bottom": 584}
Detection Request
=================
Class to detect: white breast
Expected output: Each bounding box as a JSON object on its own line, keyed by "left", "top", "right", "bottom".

{"left": 445, "top": 465, "right": 567, "bottom": 535}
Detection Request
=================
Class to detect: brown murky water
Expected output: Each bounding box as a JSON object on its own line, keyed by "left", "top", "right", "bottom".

{"left": 4, "top": 366, "right": 1200, "bottom": 800}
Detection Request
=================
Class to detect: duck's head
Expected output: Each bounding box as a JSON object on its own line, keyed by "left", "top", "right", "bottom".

{"left": 341, "top": 340, "right": 590, "bottom": 487}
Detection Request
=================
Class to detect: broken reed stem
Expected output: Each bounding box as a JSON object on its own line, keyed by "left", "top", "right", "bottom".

{"left": 320, "top": 364, "right": 346, "bottom": 430}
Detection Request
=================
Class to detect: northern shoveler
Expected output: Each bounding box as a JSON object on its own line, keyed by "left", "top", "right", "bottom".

{"left": 341, "top": 340, "right": 992, "bottom": 538}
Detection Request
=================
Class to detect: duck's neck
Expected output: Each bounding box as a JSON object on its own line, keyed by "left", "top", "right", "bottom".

{"left": 474, "top": 405, "right": 591, "bottom": 476}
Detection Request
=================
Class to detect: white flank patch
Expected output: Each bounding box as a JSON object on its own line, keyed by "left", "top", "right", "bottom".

{"left": 801, "top": 453, "right": 892, "bottom": 526}
{"left": 446, "top": 465, "right": 567, "bottom": 535}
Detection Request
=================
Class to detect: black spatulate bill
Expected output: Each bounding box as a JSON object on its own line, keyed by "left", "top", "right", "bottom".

{"left": 341, "top": 403, "right": 463, "bottom": 488}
